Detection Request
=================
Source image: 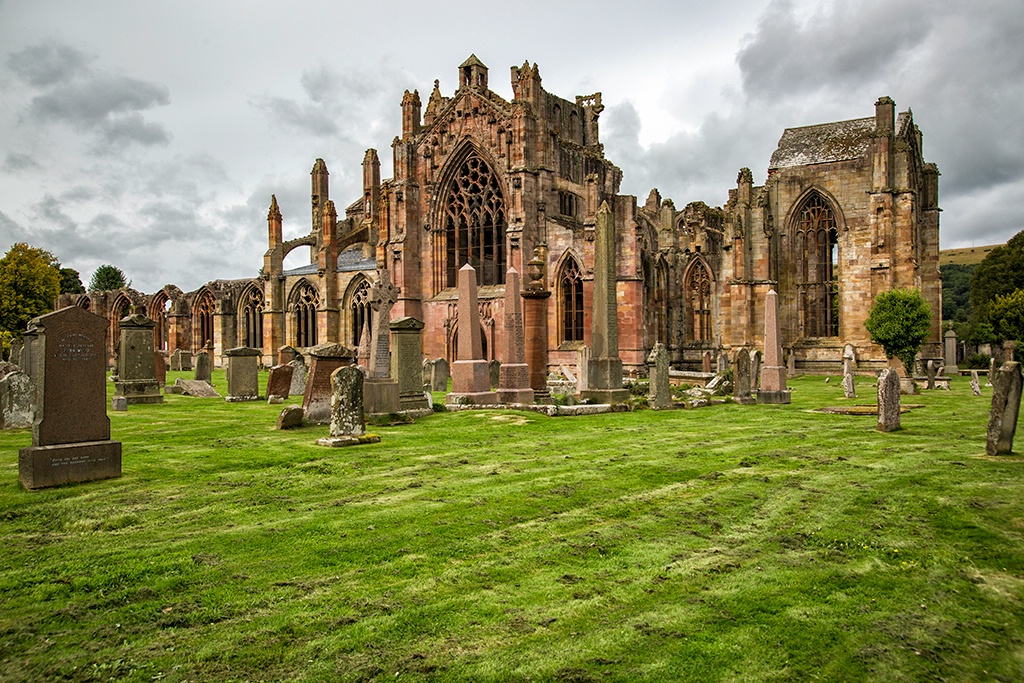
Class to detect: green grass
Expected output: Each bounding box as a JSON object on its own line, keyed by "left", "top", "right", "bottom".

{"left": 1, "top": 371, "right": 1023, "bottom": 682}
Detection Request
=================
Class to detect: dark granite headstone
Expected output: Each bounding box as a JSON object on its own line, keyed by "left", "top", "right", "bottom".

{"left": 266, "top": 364, "right": 294, "bottom": 401}
{"left": 986, "top": 361, "right": 1023, "bottom": 455}
{"left": 18, "top": 307, "right": 121, "bottom": 490}
{"left": 303, "top": 343, "right": 355, "bottom": 424}
{"left": 194, "top": 350, "right": 212, "bottom": 383}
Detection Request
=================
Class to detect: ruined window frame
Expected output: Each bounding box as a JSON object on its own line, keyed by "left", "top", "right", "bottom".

{"left": 794, "top": 193, "right": 840, "bottom": 338}
{"left": 442, "top": 154, "right": 506, "bottom": 288}
{"left": 558, "top": 257, "right": 585, "bottom": 345}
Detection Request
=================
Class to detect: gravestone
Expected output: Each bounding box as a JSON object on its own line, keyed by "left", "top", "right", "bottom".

{"left": 701, "top": 351, "right": 712, "bottom": 374}
{"left": 986, "top": 361, "right": 1023, "bottom": 455}
{"left": 842, "top": 372, "right": 856, "bottom": 399}
{"left": 114, "top": 313, "right": 163, "bottom": 404}
{"left": 750, "top": 350, "right": 761, "bottom": 391}
{"left": 176, "top": 378, "right": 221, "bottom": 397}
{"left": 276, "top": 405, "right": 304, "bottom": 429}
{"left": 9, "top": 337, "right": 24, "bottom": 369}
{"left": 648, "top": 342, "right": 672, "bottom": 409}
{"left": 971, "top": 370, "right": 982, "bottom": 396}
{"left": 717, "top": 353, "right": 729, "bottom": 374}
{"left": 926, "top": 360, "right": 936, "bottom": 391}
{"left": 288, "top": 355, "right": 308, "bottom": 397}
{"left": 303, "top": 343, "right": 356, "bottom": 424}
{"left": 364, "top": 270, "right": 400, "bottom": 416}
{"left": 576, "top": 345, "right": 591, "bottom": 393}
{"left": 18, "top": 307, "right": 121, "bottom": 490}
{"left": 877, "top": 368, "right": 901, "bottom": 432}
{"left": 169, "top": 349, "right": 182, "bottom": 371}
{"left": 732, "top": 348, "right": 755, "bottom": 405}
{"left": 316, "top": 366, "right": 381, "bottom": 447}
{"left": 277, "top": 345, "right": 300, "bottom": 366}
{"left": 154, "top": 351, "right": 166, "bottom": 388}
{"left": 390, "top": 317, "right": 430, "bottom": 411}
{"left": 944, "top": 329, "right": 958, "bottom": 373}
{"left": 757, "top": 289, "right": 791, "bottom": 404}
{"left": 581, "top": 202, "right": 630, "bottom": 404}
{"left": 787, "top": 351, "right": 797, "bottom": 378}
{"left": 225, "top": 347, "right": 261, "bottom": 401}
{"left": 988, "top": 357, "right": 996, "bottom": 387}
{"left": 266, "top": 364, "right": 294, "bottom": 402}
{"left": 111, "top": 395, "right": 127, "bottom": 412}
{"left": 194, "top": 350, "right": 212, "bottom": 383}
{"left": 422, "top": 358, "right": 434, "bottom": 390}
{"left": 842, "top": 344, "right": 857, "bottom": 376}
{"left": 0, "top": 371, "right": 33, "bottom": 429}
{"left": 171, "top": 349, "right": 192, "bottom": 371}
{"left": 20, "top": 325, "right": 38, "bottom": 383}
{"left": 447, "top": 264, "right": 498, "bottom": 405}
{"left": 489, "top": 359, "right": 501, "bottom": 390}
{"left": 431, "top": 357, "right": 450, "bottom": 392}
{"left": 497, "top": 268, "right": 534, "bottom": 404}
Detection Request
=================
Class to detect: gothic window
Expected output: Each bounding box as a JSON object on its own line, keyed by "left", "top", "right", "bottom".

{"left": 241, "top": 286, "right": 264, "bottom": 349}
{"left": 112, "top": 296, "right": 132, "bottom": 349}
{"left": 150, "top": 292, "right": 169, "bottom": 351}
{"left": 293, "top": 282, "right": 319, "bottom": 348}
{"left": 443, "top": 154, "right": 506, "bottom": 288}
{"left": 559, "top": 257, "right": 584, "bottom": 344}
{"left": 194, "top": 290, "right": 215, "bottom": 350}
{"left": 686, "top": 260, "right": 713, "bottom": 343}
{"left": 654, "top": 258, "right": 671, "bottom": 346}
{"left": 794, "top": 194, "right": 840, "bottom": 337}
{"left": 559, "top": 191, "right": 578, "bottom": 218}
{"left": 350, "top": 279, "right": 372, "bottom": 348}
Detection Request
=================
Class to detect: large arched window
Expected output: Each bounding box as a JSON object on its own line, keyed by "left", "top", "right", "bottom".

{"left": 685, "top": 259, "right": 713, "bottom": 343}
{"left": 654, "top": 256, "right": 671, "bottom": 346}
{"left": 350, "top": 279, "right": 372, "bottom": 348}
{"left": 443, "top": 154, "right": 506, "bottom": 288}
{"left": 794, "top": 193, "right": 839, "bottom": 337}
{"left": 150, "top": 291, "right": 170, "bottom": 351}
{"left": 240, "top": 286, "right": 264, "bottom": 349}
{"left": 194, "top": 290, "right": 215, "bottom": 350}
{"left": 559, "top": 257, "right": 584, "bottom": 343}
{"left": 292, "top": 282, "right": 319, "bottom": 348}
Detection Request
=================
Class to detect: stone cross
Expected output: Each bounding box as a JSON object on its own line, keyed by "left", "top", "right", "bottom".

{"left": 367, "top": 270, "right": 398, "bottom": 379}
{"left": 497, "top": 267, "right": 533, "bottom": 404}
{"left": 971, "top": 370, "right": 982, "bottom": 396}
{"left": 448, "top": 264, "right": 497, "bottom": 404}
{"left": 986, "top": 361, "right": 1023, "bottom": 455}
{"left": 648, "top": 342, "right": 672, "bottom": 409}
{"left": 732, "top": 348, "right": 755, "bottom": 405}
{"left": 757, "top": 288, "right": 791, "bottom": 404}
{"left": 582, "top": 201, "right": 629, "bottom": 403}
{"left": 877, "top": 368, "right": 901, "bottom": 432}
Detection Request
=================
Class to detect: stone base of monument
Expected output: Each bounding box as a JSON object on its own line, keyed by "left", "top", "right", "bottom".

{"left": 581, "top": 388, "right": 630, "bottom": 404}
{"left": 497, "top": 388, "right": 535, "bottom": 404}
{"left": 757, "top": 390, "right": 791, "bottom": 404}
{"left": 899, "top": 378, "right": 919, "bottom": 395}
{"left": 447, "top": 391, "right": 500, "bottom": 406}
{"left": 114, "top": 379, "right": 163, "bottom": 404}
{"left": 19, "top": 440, "right": 122, "bottom": 490}
{"left": 316, "top": 434, "right": 381, "bottom": 447}
{"left": 225, "top": 394, "right": 260, "bottom": 402}
{"left": 398, "top": 393, "right": 431, "bottom": 411}
{"left": 364, "top": 378, "right": 400, "bottom": 415}
{"left": 732, "top": 395, "right": 757, "bottom": 405}
{"left": 448, "top": 360, "right": 498, "bottom": 405}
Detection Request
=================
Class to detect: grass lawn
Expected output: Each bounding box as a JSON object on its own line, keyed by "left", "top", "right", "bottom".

{"left": 1, "top": 371, "right": 1023, "bottom": 682}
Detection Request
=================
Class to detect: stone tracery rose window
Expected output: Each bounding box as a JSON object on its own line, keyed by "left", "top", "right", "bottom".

{"left": 686, "top": 260, "right": 713, "bottom": 343}
{"left": 559, "top": 257, "right": 584, "bottom": 343}
{"left": 443, "top": 154, "right": 506, "bottom": 288}
{"left": 794, "top": 193, "right": 839, "bottom": 338}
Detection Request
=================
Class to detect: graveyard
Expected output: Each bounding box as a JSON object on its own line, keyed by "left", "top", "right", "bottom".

{"left": 1, "top": 368, "right": 1023, "bottom": 682}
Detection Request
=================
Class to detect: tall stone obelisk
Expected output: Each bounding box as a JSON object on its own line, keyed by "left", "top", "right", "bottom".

{"left": 581, "top": 201, "right": 630, "bottom": 404}
{"left": 447, "top": 264, "right": 498, "bottom": 405}
{"left": 497, "top": 267, "right": 533, "bottom": 404}
{"left": 757, "top": 288, "right": 791, "bottom": 404}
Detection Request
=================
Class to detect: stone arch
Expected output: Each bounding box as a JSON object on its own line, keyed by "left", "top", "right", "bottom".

{"left": 343, "top": 274, "right": 373, "bottom": 349}
{"left": 653, "top": 253, "right": 672, "bottom": 347}
{"left": 555, "top": 250, "right": 585, "bottom": 345}
{"left": 192, "top": 287, "right": 216, "bottom": 351}
{"left": 149, "top": 290, "right": 171, "bottom": 351}
{"left": 237, "top": 281, "right": 265, "bottom": 350}
{"left": 786, "top": 189, "right": 842, "bottom": 338}
{"left": 288, "top": 279, "right": 320, "bottom": 348}
{"left": 683, "top": 256, "right": 714, "bottom": 344}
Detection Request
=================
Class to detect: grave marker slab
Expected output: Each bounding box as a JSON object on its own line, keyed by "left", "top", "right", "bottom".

{"left": 194, "top": 350, "right": 212, "bottom": 383}
{"left": 225, "top": 347, "right": 261, "bottom": 401}
{"left": 732, "top": 348, "right": 755, "bottom": 405}
{"left": 266, "top": 364, "right": 294, "bottom": 401}
{"left": 431, "top": 357, "right": 449, "bottom": 392}
{"left": 288, "top": 355, "right": 308, "bottom": 397}
{"left": 986, "top": 361, "right": 1023, "bottom": 455}
{"left": 317, "top": 366, "right": 380, "bottom": 446}
{"left": 877, "top": 368, "right": 901, "bottom": 432}
{"left": 843, "top": 372, "right": 856, "bottom": 399}
{"left": 648, "top": 342, "right": 672, "bottom": 409}
{"left": 391, "top": 317, "right": 430, "bottom": 411}
{"left": 175, "top": 378, "right": 221, "bottom": 397}
{"left": 114, "top": 313, "right": 162, "bottom": 404}
{"left": 971, "top": 371, "right": 982, "bottom": 396}
{"left": 303, "top": 343, "right": 355, "bottom": 424}
{"left": 0, "top": 371, "right": 33, "bottom": 429}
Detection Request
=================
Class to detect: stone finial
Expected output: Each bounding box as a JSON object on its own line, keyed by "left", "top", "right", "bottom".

{"left": 268, "top": 194, "right": 281, "bottom": 221}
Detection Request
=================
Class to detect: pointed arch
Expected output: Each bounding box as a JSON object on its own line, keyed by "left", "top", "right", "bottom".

{"left": 556, "top": 251, "right": 585, "bottom": 344}
{"left": 76, "top": 295, "right": 91, "bottom": 310}
{"left": 789, "top": 190, "right": 841, "bottom": 338}
{"left": 238, "top": 282, "right": 265, "bottom": 349}
{"left": 149, "top": 290, "right": 170, "bottom": 351}
{"left": 110, "top": 293, "right": 133, "bottom": 350}
{"left": 653, "top": 253, "right": 672, "bottom": 346}
{"left": 683, "top": 256, "right": 713, "bottom": 344}
{"left": 343, "top": 274, "right": 373, "bottom": 349}
{"left": 289, "top": 279, "right": 320, "bottom": 348}
{"left": 432, "top": 139, "right": 508, "bottom": 292}
{"left": 192, "top": 287, "right": 216, "bottom": 351}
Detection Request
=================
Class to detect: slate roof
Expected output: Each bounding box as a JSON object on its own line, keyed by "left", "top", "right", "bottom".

{"left": 769, "top": 112, "right": 910, "bottom": 170}
{"left": 282, "top": 249, "right": 376, "bottom": 277}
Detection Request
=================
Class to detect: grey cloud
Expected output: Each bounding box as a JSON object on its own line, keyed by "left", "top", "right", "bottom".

{"left": 7, "top": 41, "right": 92, "bottom": 87}
{"left": 60, "top": 186, "right": 97, "bottom": 203}
{"left": 300, "top": 64, "right": 342, "bottom": 104}
{"left": 0, "top": 210, "right": 29, "bottom": 244}
{"left": 34, "top": 195, "right": 77, "bottom": 231}
{"left": 2, "top": 152, "right": 40, "bottom": 172}
{"left": 96, "top": 112, "right": 171, "bottom": 148}
{"left": 30, "top": 75, "right": 170, "bottom": 126}
{"left": 257, "top": 96, "right": 339, "bottom": 136}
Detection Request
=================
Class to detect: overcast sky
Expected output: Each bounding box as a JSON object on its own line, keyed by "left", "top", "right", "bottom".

{"left": 1, "top": 0, "right": 1021, "bottom": 293}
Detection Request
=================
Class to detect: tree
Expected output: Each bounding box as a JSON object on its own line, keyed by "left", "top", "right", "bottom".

{"left": 988, "top": 288, "right": 1024, "bottom": 344}
{"left": 89, "top": 264, "right": 129, "bottom": 291}
{"left": 865, "top": 288, "right": 932, "bottom": 374}
{"left": 970, "top": 230, "right": 1024, "bottom": 321}
{"left": 940, "top": 263, "right": 975, "bottom": 323}
{"left": 60, "top": 267, "right": 85, "bottom": 294}
{"left": 0, "top": 243, "right": 61, "bottom": 337}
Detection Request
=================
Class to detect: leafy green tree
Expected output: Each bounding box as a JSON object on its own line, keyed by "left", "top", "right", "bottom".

{"left": 865, "top": 288, "right": 932, "bottom": 374}
{"left": 88, "top": 264, "right": 129, "bottom": 291}
{"left": 940, "top": 263, "right": 975, "bottom": 323}
{"left": 59, "top": 267, "right": 85, "bottom": 294}
{"left": 0, "top": 243, "right": 61, "bottom": 337}
{"left": 988, "top": 288, "right": 1024, "bottom": 344}
{"left": 970, "top": 230, "right": 1024, "bottom": 321}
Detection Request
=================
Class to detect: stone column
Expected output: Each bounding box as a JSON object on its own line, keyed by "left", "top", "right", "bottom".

{"left": 390, "top": 316, "right": 430, "bottom": 411}
{"left": 581, "top": 201, "right": 629, "bottom": 404}
{"left": 447, "top": 264, "right": 498, "bottom": 405}
{"left": 497, "top": 267, "right": 533, "bottom": 404}
{"left": 757, "top": 288, "right": 791, "bottom": 404}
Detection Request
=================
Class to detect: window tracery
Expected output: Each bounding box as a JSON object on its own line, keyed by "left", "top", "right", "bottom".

{"left": 794, "top": 194, "right": 839, "bottom": 337}
{"left": 292, "top": 282, "right": 319, "bottom": 348}
{"left": 559, "top": 257, "right": 584, "bottom": 344}
{"left": 443, "top": 154, "right": 506, "bottom": 288}
{"left": 241, "top": 287, "right": 264, "bottom": 349}
{"left": 350, "top": 279, "right": 372, "bottom": 348}
{"left": 686, "top": 260, "right": 713, "bottom": 343}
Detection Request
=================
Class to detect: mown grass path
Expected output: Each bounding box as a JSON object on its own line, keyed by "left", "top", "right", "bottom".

{"left": 1, "top": 372, "right": 1022, "bottom": 682}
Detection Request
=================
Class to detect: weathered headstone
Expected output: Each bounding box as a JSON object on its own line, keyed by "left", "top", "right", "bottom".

{"left": 422, "top": 358, "right": 434, "bottom": 390}
{"left": 576, "top": 345, "right": 591, "bottom": 393}
{"left": 497, "top": 268, "right": 534, "bottom": 404}
{"left": 390, "top": 316, "right": 430, "bottom": 411}
{"left": 431, "top": 357, "right": 450, "bottom": 392}
{"left": 787, "top": 351, "right": 797, "bottom": 378}
{"left": 986, "top": 361, "right": 1023, "bottom": 455}
{"left": 303, "top": 343, "right": 356, "bottom": 424}
{"left": 225, "top": 347, "right": 261, "bottom": 401}
{"left": 926, "top": 360, "right": 936, "bottom": 391}
{"left": 277, "top": 345, "right": 300, "bottom": 366}
{"left": 114, "top": 313, "right": 163, "bottom": 404}
{"left": 111, "top": 395, "right": 127, "bottom": 412}
{"left": 176, "top": 378, "right": 221, "bottom": 397}
{"left": 171, "top": 349, "right": 192, "bottom": 371}
{"left": 364, "top": 270, "right": 400, "bottom": 415}
{"left": 732, "top": 348, "right": 755, "bottom": 405}
{"left": 194, "top": 350, "right": 212, "bottom": 383}
{"left": 750, "top": 350, "right": 761, "bottom": 391}
{"left": 266, "top": 364, "right": 294, "bottom": 402}
{"left": 169, "top": 349, "right": 183, "bottom": 371}
{"left": 18, "top": 307, "right": 121, "bottom": 490}
{"left": 448, "top": 264, "right": 498, "bottom": 405}
{"left": 717, "top": 352, "right": 729, "bottom": 374}
{"left": 877, "top": 368, "right": 901, "bottom": 432}
{"left": 276, "top": 405, "right": 304, "bottom": 429}
{"left": 489, "top": 359, "right": 501, "bottom": 390}
{"left": 842, "top": 372, "right": 856, "bottom": 399}
{"left": 988, "top": 357, "right": 996, "bottom": 387}
{"left": 154, "top": 351, "right": 166, "bottom": 388}
{"left": 842, "top": 344, "right": 857, "bottom": 376}
{"left": 648, "top": 342, "right": 672, "bottom": 409}
{"left": 9, "top": 337, "right": 24, "bottom": 369}
{"left": 581, "top": 202, "right": 630, "bottom": 404}
{"left": 971, "top": 370, "right": 982, "bottom": 396}
{"left": 701, "top": 351, "right": 712, "bottom": 374}
{"left": 288, "top": 355, "right": 308, "bottom": 397}
{"left": 757, "top": 289, "right": 791, "bottom": 404}
{"left": 316, "top": 366, "right": 380, "bottom": 446}
{"left": 0, "top": 371, "right": 33, "bottom": 429}
{"left": 943, "top": 329, "right": 958, "bottom": 373}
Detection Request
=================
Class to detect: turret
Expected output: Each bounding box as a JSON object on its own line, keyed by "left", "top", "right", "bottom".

{"left": 362, "top": 149, "right": 381, "bottom": 223}
{"left": 311, "top": 158, "right": 329, "bottom": 235}
{"left": 267, "top": 194, "right": 282, "bottom": 247}
{"left": 424, "top": 80, "right": 443, "bottom": 128}
{"left": 459, "top": 54, "right": 488, "bottom": 90}
{"left": 401, "top": 89, "right": 421, "bottom": 138}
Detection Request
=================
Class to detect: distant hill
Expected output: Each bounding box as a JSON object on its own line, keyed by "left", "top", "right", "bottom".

{"left": 940, "top": 245, "right": 1001, "bottom": 266}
